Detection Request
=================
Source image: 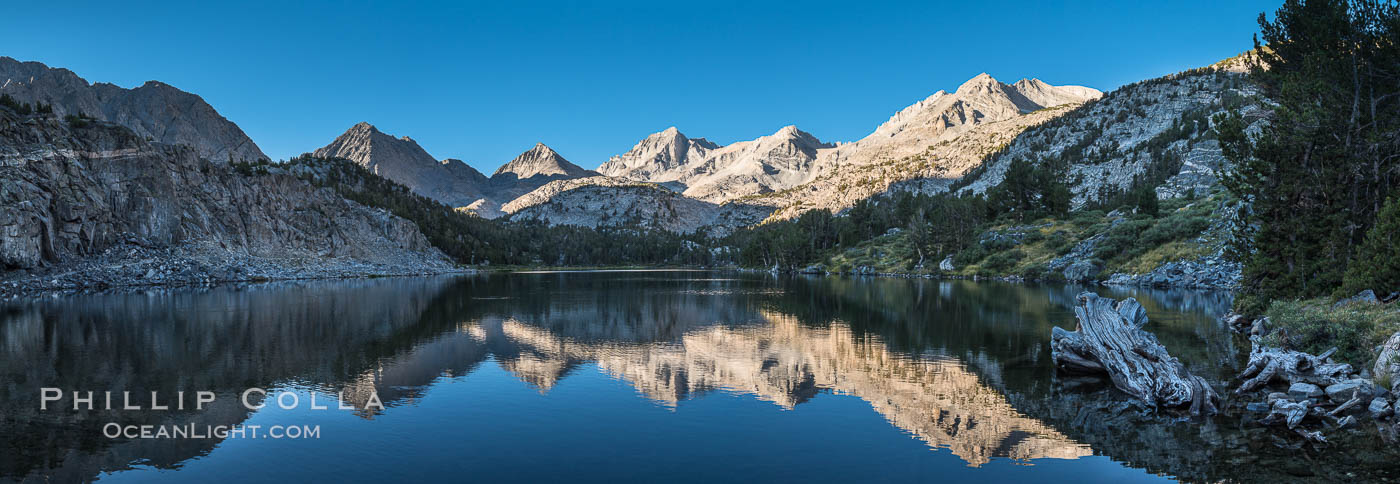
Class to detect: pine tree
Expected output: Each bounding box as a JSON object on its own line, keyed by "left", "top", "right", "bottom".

{"left": 1341, "top": 196, "right": 1400, "bottom": 295}
{"left": 1217, "top": 0, "right": 1400, "bottom": 312}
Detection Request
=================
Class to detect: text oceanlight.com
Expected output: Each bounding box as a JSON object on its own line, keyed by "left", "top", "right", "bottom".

{"left": 40, "top": 387, "right": 382, "bottom": 439}
{"left": 102, "top": 423, "right": 321, "bottom": 439}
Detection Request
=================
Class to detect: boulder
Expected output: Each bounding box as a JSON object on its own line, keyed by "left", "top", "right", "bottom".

{"left": 938, "top": 256, "right": 955, "bottom": 272}
{"left": 1375, "top": 331, "right": 1400, "bottom": 392}
{"left": 1223, "top": 313, "right": 1250, "bottom": 332}
{"left": 1287, "top": 382, "right": 1323, "bottom": 401}
{"left": 1249, "top": 317, "right": 1269, "bottom": 338}
{"left": 1369, "top": 397, "right": 1393, "bottom": 420}
{"left": 1334, "top": 289, "right": 1381, "bottom": 308}
{"left": 1062, "top": 260, "right": 1102, "bottom": 282}
{"left": 1325, "top": 379, "right": 1376, "bottom": 404}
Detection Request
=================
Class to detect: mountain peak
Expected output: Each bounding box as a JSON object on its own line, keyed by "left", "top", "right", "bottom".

{"left": 313, "top": 122, "right": 488, "bottom": 206}
{"left": 956, "top": 73, "right": 1004, "bottom": 94}
{"left": 495, "top": 143, "right": 591, "bottom": 179}
{"left": 598, "top": 126, "right": 715, "bottom": 179}
{"left": 767, "top": 125, "right": 829, "bottom": 148}
{"left": 0, "top": 56, "right": 267, "bottom": 162}
{"left": 347, "top": 121, "right": 380, "bottom": 134}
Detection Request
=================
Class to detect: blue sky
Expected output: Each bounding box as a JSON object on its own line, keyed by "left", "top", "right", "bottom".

{"left": 4, "top": 1, "right": 1277, "bottom": 172}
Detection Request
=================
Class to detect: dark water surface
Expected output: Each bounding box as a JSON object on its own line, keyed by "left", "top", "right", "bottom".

{"left": 1, "top": 271, "right": 1395, "bottom": 482}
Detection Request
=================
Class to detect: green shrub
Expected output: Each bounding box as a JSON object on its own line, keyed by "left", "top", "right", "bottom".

{"left": 1045, "top": 230, "right": 1075, "bottom": 254}
{"left": 954, "top": 245, "right": 988, "bottom": 267}
{"left": 982, "top": 249, "right": 1025, "bottom": 273}
{"left": 1021, "top": 263, "right": 1049, "bottom": 280}
{"left": 1262, "top": 299, "right": 1400, "bottom": 365}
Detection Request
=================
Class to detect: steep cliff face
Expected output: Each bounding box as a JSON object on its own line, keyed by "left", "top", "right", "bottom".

{"left": 0, "top": 109, "right": 452, "bottom": 290}
{"left": 0, "top": 57, "right": 266, "bottom": 163}
{"left": 313, "top": 122, "right": 489, "bottom": 207}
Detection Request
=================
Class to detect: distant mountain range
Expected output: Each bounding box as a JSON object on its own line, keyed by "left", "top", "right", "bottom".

{"left": 294, "top": 71, "right": 1100, "bottom": 230}
{"left": 3, "top": 55, "right": 1247, "bottom": 239}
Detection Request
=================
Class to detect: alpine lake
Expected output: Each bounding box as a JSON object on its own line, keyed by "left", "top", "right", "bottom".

{"left": 3, "top": 271, "right": 1398, "bottom": 482}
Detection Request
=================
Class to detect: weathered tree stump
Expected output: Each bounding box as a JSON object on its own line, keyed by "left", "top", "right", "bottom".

{"left": 1235, "top": 345, "right": 1352, "bottom": 394}
{"left": 1051, "top": 292, "right": 1220, "bottom": 415}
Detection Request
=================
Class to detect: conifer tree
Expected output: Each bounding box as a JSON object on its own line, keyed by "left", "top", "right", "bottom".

{"left": 1217, "top": 0, "right": 1400, "bottom": 312}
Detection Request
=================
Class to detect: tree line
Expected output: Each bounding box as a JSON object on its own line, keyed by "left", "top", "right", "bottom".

{"left": 1217, "top": 0, "right": 1400, "bottom": 312}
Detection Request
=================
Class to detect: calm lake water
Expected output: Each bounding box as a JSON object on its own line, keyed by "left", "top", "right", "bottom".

{"left": 2, "top": 271, "right": 1396, "bottom": 482}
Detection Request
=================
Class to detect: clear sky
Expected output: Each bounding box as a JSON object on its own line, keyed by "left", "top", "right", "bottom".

{"left": 3, "top": 1, "right": 1278, "bottom": 172}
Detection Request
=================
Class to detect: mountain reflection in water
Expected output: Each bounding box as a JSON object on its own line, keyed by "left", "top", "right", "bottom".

{"left": 4, "top": 271, "right": 1391, "bottom": 483}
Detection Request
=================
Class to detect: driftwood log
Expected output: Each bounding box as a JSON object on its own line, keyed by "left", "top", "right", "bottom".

{"left": 1235, "top": 344, "right": 1353, "bottom": 394}
{"left": 1051, "top": 292, "right": 1220, "bottom": 415}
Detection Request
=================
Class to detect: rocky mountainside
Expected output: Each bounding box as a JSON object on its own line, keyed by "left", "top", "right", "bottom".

{"left": 504, "top": 176, "right": 773, "bottom": 236}
{"left": 312, "top": 128, "right": 599, "bottom": 218}
{"left": 493, "top": 142, "right": 593, "bottom": 180}
{"left": 957, "top": 68, "right": 1265, "bottom": 207}
{"left": 313, "top": 122, "right": 489, "bottom": 207}
{"left": 488, "top": 142, "right": 598, "bottom": 201}
{"left": 597, "top": 74, "right": 1100, "bottom": 219}
{"left": 596, "top": 126, "right": 719, "bottom": 182}
{"left": 597, "top": 125, "right": 831, "bottom": 202}
{"left": 762, "top": 74, "right": 1101, "bottom": 217}
{"left": 0, "top": 57, "right": 266, "bottom": 163}
{"left": 0, "top": 108, "right": 453, "bottom": 295}
{"left": 597, "top": 125, "right": 832, "bottom": 202}
{"left": 311, "top": 73, "right": 1099, "bottom": 233}
{"left": 678, "top": 125, "right": 833, "bottom": 201}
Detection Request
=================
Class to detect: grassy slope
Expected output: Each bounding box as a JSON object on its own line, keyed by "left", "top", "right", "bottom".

{"left": 822, "top": 192, "right": 1230, "bottom": 279}
{"left": 1261, "top": 299, "right": 1400, "bottom": 373}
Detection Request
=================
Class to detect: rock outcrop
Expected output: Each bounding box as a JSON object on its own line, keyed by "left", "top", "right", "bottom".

{"left": 313, "top": 122, "right": 489, "bottom": 207}
{"left": 1376, "top": 331, "right": 1400, "bottom": 391}
{"left": 0, "top": 56, "right": 266, "bottom": 163}
{"left": 0, "top": 108, "right": 453, "bottom": 294}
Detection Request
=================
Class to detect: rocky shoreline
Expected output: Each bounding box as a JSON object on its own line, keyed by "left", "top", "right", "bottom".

{"left": 0, "top": 241, "right": 469, "bottom": 300}
{"left": 760, "top": 261, "right": 1241, "bottom": 292}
